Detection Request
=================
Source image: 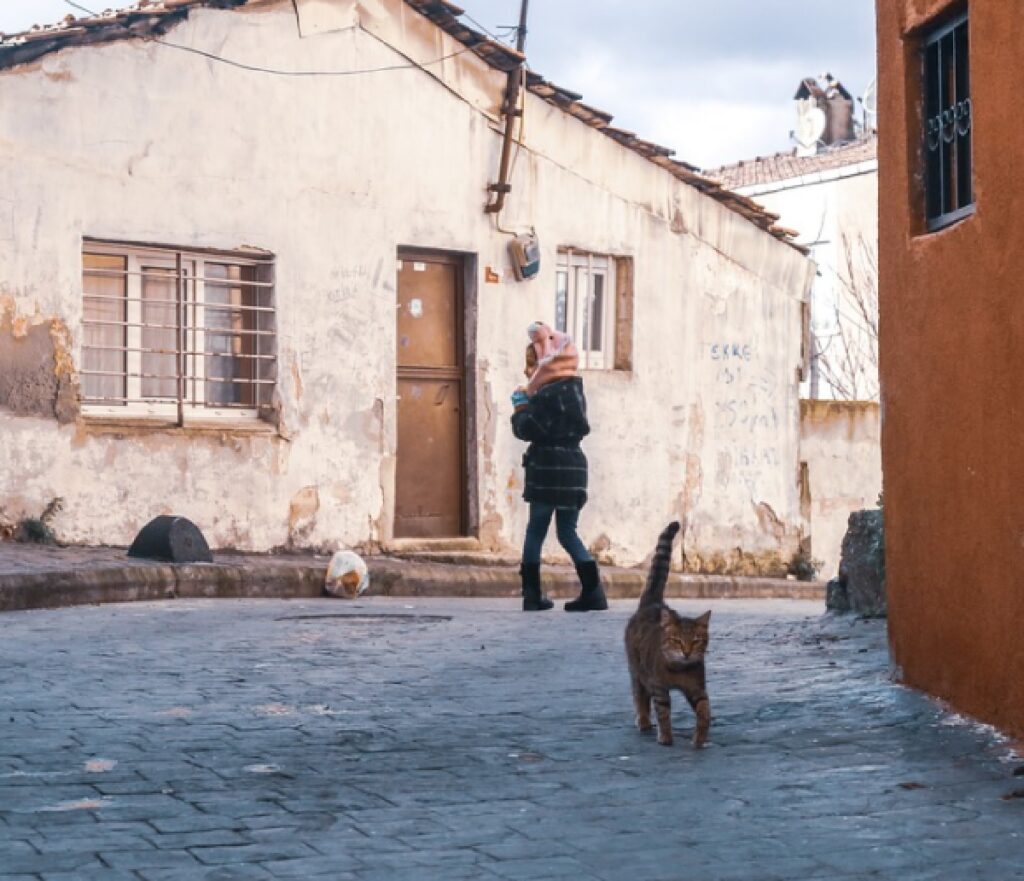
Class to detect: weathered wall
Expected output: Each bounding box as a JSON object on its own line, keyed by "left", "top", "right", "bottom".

{"left": 878, "top": 0, "right": 1024, "bottom": 734}
{"left": 0, "top": 0, "right": 813, "bottom": 567}
{"left": 799, "top": 400, "right": 882, "bottom": 578}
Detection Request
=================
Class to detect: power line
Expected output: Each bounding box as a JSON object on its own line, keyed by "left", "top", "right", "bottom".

{"left": 63, "top": 0, "right": 96, "bottom": 14}
{"left": 61, "top": 0, "right": 476, "bottom": 77}
{"left": 154, "top": 39, "right": 474, "bottom": 77}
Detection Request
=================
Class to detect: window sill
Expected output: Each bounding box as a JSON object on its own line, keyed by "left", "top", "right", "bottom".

{"left": 79, "top": 414, "right": 280, "bottom": 436}
{"left": 923, "top": 203, "right": 976, "bottom": 235}
{"left": 579, "top": 367, "right": 634, "bottom": 378}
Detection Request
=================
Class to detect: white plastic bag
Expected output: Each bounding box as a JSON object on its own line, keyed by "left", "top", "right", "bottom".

{"left": 324, "top": 550, "right": 369, "bottom": 599}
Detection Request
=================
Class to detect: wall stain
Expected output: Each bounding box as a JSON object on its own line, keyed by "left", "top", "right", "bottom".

{"left": 290, "top": 355, "right": 304, "bottom": 401}
{"left": 753, "top": 501, "right": 786, "bottom": 543}
{"left": 476, "top": 370, "right": 507, "bottom": 551}
{"left": 287, "top": 485, "right": 320, "bottom": 547}
{"left": 685, "top": 548, "right": 790, "bottom": 578}
{"left": 589, "top": 532, "right": 615, "bottom": 565}
{"left": 0, "top": 302, "right": 79, "bottom": 423}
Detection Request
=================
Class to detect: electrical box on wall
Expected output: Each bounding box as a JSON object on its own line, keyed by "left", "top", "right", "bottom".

{"left": 508, "top": 232, "right": 540, "bottom": 281}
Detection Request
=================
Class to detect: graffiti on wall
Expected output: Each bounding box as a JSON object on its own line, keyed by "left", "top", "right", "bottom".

{"left": 709, "top": 341, "right": 782, "bottom": 494}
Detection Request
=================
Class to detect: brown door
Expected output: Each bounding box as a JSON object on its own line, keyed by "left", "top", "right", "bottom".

{"left": 394, "top": 250, "right": 466, "bottom": 538}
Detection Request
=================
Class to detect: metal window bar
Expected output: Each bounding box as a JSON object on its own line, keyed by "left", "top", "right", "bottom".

{"left": 84, "top": 267, "right": 274, "bottom": 287}
{"left": 81, "top": 343, "right": 277, "bottom": 359}
{"left": 924, "top": 12, "right": 973, "bottom": 231}
{"left": 79, "top": 368, "right": 275, "bottom": 384}
{"left": 84, "top": 293, "right": 276, "bottom": 314}
{"left": 175, "top": 252, "right": 185, "bottom": 424}
{"left": 81, "top": 251, "right": 276, "bottom": 415}
{"left": 82, "top": 318, "right": 275, "bottom": 336}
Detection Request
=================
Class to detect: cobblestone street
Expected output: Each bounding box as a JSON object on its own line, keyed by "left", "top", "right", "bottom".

{"left": 1, "top": 597, "right": 1022, "bottom": 880}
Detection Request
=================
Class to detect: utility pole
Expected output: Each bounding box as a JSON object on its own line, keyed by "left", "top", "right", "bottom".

{"left": 484, "top": 0, "right": 529, "bottom": 214}
{"left": 514, "top": 0, "right": 529, "bottom": 53}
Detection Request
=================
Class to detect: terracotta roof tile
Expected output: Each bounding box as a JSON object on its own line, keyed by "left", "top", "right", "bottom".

{"left": 704, "top": 137, "right": 878, "bottom": 190}
{"left": 0, "top": 0, "right": 803, "bottom": 250}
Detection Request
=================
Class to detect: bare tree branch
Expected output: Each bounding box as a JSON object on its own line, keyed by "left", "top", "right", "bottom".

{"left": 811, "top": 231, "right": 879, "bottom": 401}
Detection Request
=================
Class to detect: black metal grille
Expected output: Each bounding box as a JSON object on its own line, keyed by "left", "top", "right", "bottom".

{"left": 923, "top": 12, "right": 973, "bottom": 231}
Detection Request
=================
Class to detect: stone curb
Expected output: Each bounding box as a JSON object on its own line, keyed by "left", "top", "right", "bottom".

{"left": 0, "top": 554, "right": 824, "bottom": 612}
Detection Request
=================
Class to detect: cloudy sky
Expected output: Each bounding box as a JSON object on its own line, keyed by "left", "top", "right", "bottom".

{"left": 1, "top": 0, "right": 876, "bottom": 169}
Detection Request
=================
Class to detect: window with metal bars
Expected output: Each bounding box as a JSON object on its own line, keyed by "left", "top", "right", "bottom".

{"left": 81, "top": 241, "right": 276, "bottom": 422}
{"left": 923, "top": 11, "right": 973, "bottom": 231}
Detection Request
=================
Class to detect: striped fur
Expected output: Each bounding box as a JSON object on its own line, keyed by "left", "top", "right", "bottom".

{"left": 625, "top": 520, "right": 712, "bottom": 749}
{"left": 637, "top": 520, "right": 682, "bottom": 609}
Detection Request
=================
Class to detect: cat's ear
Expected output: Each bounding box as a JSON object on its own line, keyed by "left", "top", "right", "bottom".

{"left": 695, "top": 610, "right": 711, "bottom": 626}
{"left": 660, "top": 607, "right": 675, "bottom": 629}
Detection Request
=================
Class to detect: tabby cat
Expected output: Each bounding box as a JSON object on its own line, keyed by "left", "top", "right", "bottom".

{"left": 624, "top": 521, "right": 711, "bottom": 748}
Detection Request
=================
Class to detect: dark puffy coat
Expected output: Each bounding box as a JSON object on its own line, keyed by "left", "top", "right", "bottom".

{"left": 510, "top": 377, "right": 590, "bottom": 509}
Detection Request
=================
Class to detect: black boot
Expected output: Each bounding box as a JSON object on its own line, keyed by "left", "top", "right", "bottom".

{"left": 565, "top": 560, "right": 608, "bottom": 612}
{"left": 521, "top": 563, "right": 553, "bottom": 612}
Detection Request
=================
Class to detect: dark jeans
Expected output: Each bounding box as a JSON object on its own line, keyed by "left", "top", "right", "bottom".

{"left": 522, "top": 502, "right": 593, "bottom": 566}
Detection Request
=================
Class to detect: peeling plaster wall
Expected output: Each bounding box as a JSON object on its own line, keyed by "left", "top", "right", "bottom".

{"left": 0, "top": 301, "right": 78, "bottom": 423}
{"left": 0, "top": 0, "right": 813, "bottom": 565}
{"left": 799, "top": 400, "right": 882, "bottom": 579}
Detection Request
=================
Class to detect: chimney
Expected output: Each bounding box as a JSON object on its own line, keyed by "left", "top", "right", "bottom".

{"left": 792, "top": 73, "right": 856, "bottom": 155}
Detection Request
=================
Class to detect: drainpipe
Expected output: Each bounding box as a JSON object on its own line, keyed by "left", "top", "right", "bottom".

{"left": 484, "top": 0, "right": 529, "bottom": 215}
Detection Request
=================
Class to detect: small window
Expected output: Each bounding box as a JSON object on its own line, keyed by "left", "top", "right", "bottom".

{"left": 923, "top": 11, "right": 973, "bottom": 231}
{"left": 81, "top": 242, "right": 276, "bottom": 422}
{"left": 555, "top": 250, "right": 620, "bottom": 370}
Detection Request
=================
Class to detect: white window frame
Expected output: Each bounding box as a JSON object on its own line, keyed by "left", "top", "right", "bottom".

{"left": 81, "top": 241, "right": 275, "bottom": 423}
{"left": 555, "top": 249, "right": 617, "bottom": 370}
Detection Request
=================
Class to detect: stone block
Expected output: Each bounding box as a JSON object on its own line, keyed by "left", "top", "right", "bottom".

{"left": 832, "top": 507, "right": 886, "bottom": 616}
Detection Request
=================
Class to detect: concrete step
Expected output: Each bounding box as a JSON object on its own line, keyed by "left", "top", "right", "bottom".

{"left": 389, "top": 550, "right": 522, "bottom": 567}
{"left": 384, "top": 538, "right": 482, "bottom": 554}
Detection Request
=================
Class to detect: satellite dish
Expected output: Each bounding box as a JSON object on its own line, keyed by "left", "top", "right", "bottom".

{"left": 860, "top": 77, "right": 878, "bottom": 129}
{"left": 795, "top": 102, "right": 827, "bottom": 149}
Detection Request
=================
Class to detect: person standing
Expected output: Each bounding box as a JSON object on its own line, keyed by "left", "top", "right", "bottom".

{"left": 511, "top": 322, "right": 608, "bottom": 613}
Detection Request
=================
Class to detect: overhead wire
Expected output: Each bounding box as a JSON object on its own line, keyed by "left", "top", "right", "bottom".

{"left": 152, "top": 39, "right": 474, "bottom": 77}
{"left": 59, "top": 0, "right": 536, "bottom": 231}
{"left": 63, "top": 0, "right": 96, "bottom": 15}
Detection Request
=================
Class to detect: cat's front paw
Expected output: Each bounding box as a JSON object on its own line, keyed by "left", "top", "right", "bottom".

{"left": 636, "top": 716, "right": 654, "bottom": 733}
{"left": 657, "top": 733, "right": 674, "bottom": 746}
{"left": 692, "top": 733, "right": 707, "bottom": 749}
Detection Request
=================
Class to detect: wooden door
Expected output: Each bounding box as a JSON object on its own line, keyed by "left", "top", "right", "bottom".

{"left": 394, "top": 251, "right": 466, "bottom": 538}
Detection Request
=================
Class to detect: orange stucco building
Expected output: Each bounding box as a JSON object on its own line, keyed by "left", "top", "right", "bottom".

{"left": 877, "top": 0, "right": 1024, "bottom": 735}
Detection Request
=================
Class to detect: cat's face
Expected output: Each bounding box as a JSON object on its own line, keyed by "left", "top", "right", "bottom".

{"left": 661, "top": 609, "right": 711, "bottom": 661}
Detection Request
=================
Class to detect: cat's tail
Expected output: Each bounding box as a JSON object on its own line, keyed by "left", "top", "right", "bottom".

{"left": 637, "top": 520, "right": 682, "bottom": 610}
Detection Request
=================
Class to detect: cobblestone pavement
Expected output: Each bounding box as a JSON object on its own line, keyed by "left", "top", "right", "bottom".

{"left": 1, "top": 597, "right": 1022, "bottom": 881}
